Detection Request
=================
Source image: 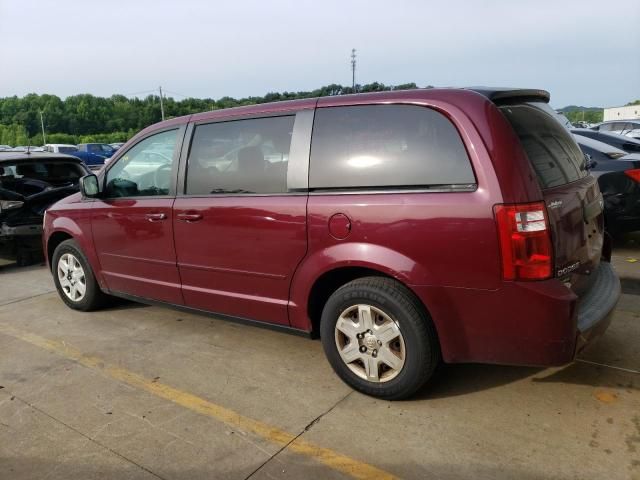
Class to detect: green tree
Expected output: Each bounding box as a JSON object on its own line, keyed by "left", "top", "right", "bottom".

{"left": 0, "top": 82, "right": 427, "bottom": 146}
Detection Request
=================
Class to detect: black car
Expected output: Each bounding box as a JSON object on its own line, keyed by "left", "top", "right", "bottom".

{"left": 574, "top": 134, "right": 640, "bottom": 236}
{"left": 0, "top": 152, "right": 90, "bottom": 265}
{"left": 572, "top": 128, "right": 640, "bottom": 154}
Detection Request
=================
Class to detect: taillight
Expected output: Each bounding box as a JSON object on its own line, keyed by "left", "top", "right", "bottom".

{"left": 624, "top": 169, "right": 640, "bottom": 183}
{"left": 494, "top": 202, "right": 553, "bottom": 281}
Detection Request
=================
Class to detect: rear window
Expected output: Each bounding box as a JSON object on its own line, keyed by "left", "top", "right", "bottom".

{"left": 500, "top": 103, "right": 587, "bottom": 189}
{"left": 0, "top": 161, "right": 85, "bottom": 196}
{"left": 58, "top": 146, "right": 78, "bottom": 153}
{"left": 309, "top": 105, "right": 475, "bottom": 190}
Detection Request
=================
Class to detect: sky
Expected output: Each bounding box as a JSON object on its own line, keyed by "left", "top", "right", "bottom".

{"left": 0, "top": 0, "right": 638, "bottom": 108}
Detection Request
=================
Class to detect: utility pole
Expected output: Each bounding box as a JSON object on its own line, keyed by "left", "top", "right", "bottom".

{"left": 39, "top": 110, "right": 46, "bottom": 145}
{"left": 351, "top": 48, "right": 357, "bottom": 91}
{"left": 159, "top": 86, "right": 165, "bottom": 121}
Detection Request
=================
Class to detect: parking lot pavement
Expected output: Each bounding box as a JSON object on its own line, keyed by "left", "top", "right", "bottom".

{"left": 0, "top": 254, "right": 638, "bottom": 480}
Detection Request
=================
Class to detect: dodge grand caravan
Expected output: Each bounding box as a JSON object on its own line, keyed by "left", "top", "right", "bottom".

{"left": 43, "top": 88, "right": 620, "bottom": 399}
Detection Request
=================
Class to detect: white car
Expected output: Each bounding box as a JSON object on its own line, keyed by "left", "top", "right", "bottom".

{"left": 44, "top": 144, "right": 79, "bottom": 154}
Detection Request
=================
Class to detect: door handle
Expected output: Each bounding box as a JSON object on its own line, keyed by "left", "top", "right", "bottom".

{"left": 145, "top": 213, "right": 167, "bottom": 222}
{"left": 177, "top": 212, "right": 203, "bottom": 222}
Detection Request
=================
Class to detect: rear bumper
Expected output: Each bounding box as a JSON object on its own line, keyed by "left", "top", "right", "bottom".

{"left": 574, "top": 261, "right": 620, "bottom": 354}
{"left": 412, "top": 261, "right": 619, "bottom": 367}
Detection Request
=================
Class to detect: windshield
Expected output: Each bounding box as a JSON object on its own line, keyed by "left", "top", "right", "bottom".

{"left": 500, "top": 102, "right": 588, "bottom": 189}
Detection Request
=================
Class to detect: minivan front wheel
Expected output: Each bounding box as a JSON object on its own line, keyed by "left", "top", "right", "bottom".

{"left": 320, "top": 277, "right": 440, "bottom": 400}
{"left": 52, "top": 239, "right": 107, "bottom": 311}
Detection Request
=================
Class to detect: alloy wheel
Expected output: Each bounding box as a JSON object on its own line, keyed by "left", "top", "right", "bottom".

{"left": 334, "top": 304, "right": 406, "bottom": 382}
{"left": 57, "top": 253, "right": 87, "bottom": 302}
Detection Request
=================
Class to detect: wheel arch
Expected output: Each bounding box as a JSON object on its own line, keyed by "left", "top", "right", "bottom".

{"left": 46, "top": 216, "right": 106, "bottom": 290}
{"left": 288, "top": 243, "right": 437, "bottom": 337}
{"left": 47, "top": 231, "right": 74, "bottom": 269}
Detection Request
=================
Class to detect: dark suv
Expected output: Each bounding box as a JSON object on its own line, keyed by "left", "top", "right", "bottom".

{"left": 43, "top": 88, "right": 620, "bottom": 399}
{"left": 1, "top": 152, "right": 90, "bottom": 265}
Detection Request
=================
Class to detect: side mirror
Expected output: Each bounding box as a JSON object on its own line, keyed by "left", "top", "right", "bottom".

{"left": 80, "top": 174, "right": 100, "bottom": 198}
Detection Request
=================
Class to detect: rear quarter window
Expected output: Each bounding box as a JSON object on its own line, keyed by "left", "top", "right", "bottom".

{"left": 309, "top": 105, "right": 475, "bottom": 190}
{"left": 500, "top": 103, "right": 587, "bottom": 189}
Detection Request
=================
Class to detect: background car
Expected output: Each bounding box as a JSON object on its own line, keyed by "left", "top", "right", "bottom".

{"left": 574, "top": 134, "right": 640, "bottom": 237}
{"left": 572, "top": 128, "right": 640, "bottom": 154}
{"left": 73, "top": 143, "right": 116, "bottom": 169}
{"left": 0, "top": 152, "right": 90, "bottom": 265}
{"left": 44, "top": 144, "right": 80, "bottom": 154}
{"left": 592, "top": 120, "right": 640, "bottom": 139}
{"left": 109, "top": 142, "right": 125, "bottom": 150}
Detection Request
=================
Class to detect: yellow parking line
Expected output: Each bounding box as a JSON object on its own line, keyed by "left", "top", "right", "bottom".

{"left": 0, "top": 323, "right": 398, "bottom": 480}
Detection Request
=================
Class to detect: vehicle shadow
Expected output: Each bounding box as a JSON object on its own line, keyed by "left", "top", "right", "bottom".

{"left": 531, "top": 361, "right": 638, "bottom": 390}
{"left": 416, "top": 363, "right": 542, "bottom": 400}
{"left": 0, "top": 261, "right": 46, "bottom": 274}
{"left": 415, "top": 359, "right": 637, "bottom": 400}
{"left": 101, "top": 297, "right": 149, "bottom": 311}
{"left": 619, "top": 275, "right": 640, "bottom": 295}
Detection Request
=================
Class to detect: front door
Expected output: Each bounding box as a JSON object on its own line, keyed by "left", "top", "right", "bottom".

{"left": 92, "top": 127, "right": 184, "bottom": 304}
{"left": 173, "top": 114, "right": 308, "bottom": 325}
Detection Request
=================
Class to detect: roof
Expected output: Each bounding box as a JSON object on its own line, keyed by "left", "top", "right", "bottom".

{"left": 573, "top": 133, "right": 626, "bottom": 153}
{"left": 599, "top": 119, "right": 640, "bottom": 125}
{"left": 572, "top": 128, "right": 640, "bottom": 145}
{"left": 0, "top": 151, "right": 83, "bottom": 164}
{"left": 129, "top": 86, "right": 550, "bottom": 143}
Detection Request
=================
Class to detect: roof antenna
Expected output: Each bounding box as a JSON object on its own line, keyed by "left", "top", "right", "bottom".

{"left": 26, "top": 144, "right": 31, "bottom": 154}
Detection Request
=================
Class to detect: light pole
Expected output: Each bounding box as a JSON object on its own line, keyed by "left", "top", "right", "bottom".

{"left": 351, "top": 49, "right": 357, "bottom": 91}
{"left": 39, "top": 110, "right": 46, "bottom": 145}
{"left": 159, "top": 86, "right": 165, "bottom": 121}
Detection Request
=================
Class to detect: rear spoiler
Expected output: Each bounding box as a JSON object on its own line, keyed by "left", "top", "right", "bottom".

{"left": 467, "top": 88, "right": 550, "bottom": 104}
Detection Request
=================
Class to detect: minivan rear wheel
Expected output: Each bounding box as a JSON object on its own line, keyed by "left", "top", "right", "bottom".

{"left": 320, "top": 277, "right": 440, "bottom": 400}
{"left": 52, "top": 239, "right": 107, "bottom": 311}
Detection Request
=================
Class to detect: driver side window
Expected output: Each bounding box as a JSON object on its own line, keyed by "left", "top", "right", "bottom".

{"left": 105, "top": 129, "right": 178, "bottom": 198}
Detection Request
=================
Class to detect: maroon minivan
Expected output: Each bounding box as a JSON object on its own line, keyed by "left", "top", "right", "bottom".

{"left": 43, "top": 88, "right": 620, "bottom": 399}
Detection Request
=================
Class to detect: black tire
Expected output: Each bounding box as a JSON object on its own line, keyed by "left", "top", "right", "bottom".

{"left": 16, "top": 251, "right": 32, "bottom": 267}
{"left": 320, "top": 276, "right": 441, "bottom": 400}
{"left": 52, "top": 239, "right": 108, "bottom": 311}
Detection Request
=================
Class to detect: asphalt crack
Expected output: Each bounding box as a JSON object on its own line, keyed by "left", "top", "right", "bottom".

{"left": 576, "top": 359, "right": 640, "bottom": 375}
{"left": 243, "top": 390, "right": 354, "bottom": 480}
{"left": 0, "top": 291, "right": 55, "bottom": 308}
{"left": 2, "top": 389, "right": 168, "bottom": 480}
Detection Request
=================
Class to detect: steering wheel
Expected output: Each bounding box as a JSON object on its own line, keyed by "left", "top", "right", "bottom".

{"left": 153, "top": 163, "right": 173, "bottom": 190}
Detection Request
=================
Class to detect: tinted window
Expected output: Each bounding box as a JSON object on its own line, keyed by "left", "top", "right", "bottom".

{"left": 58, "top": 146, "right": 78, "bottom": 153}
{"left": 186, "top": 116, "right": 294, "bottom": 195}
{"left": 309, "top": 105, "right": 475, "bottom": 190}
{"left": 105, "top": 129, "right": 178, "bottom": 198}
{"left": 500, "top": 103, "right": 587, "bottom": 189}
